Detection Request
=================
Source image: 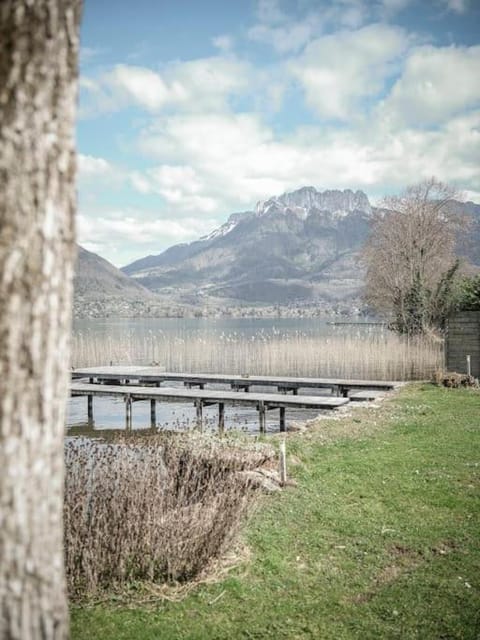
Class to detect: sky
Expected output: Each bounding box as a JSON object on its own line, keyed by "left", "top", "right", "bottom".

{"left": 78, "top": 0, "right": 480, "bottom": 267}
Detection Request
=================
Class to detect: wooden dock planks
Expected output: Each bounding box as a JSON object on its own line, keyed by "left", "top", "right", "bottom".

{"left": 71, "top": 367, "right": 397, "bottom": 396}
{"left": 69, "top": 367, "right": 397, "bottom": 433}
{"left": 70, "top": 381, "right": 349, "bottom": 433}
{"left": 70, "top": 382, "right": 350, "bottom": 409}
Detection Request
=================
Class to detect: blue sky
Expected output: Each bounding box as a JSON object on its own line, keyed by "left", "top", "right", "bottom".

{"left": 78, "top": 0, "right": 480, "bottom": 266}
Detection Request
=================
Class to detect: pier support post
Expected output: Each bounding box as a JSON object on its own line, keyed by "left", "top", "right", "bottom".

{"left": 218, "top": 402, "right": 225, "bottom": 434}
{"left": 125, "top": 395, "right": 132, "bottom": 430}
{"left": 87, "top": 395, "right": 93, "bottom": 422}
{"left": 195, "top": 399, "right": 203, "bottom": 430}
{"left": 150, "top": 399, "right": 156, "bottom": 428}
{"left": 279, "top": 407, "right": 286, "bottom": 432}
{"left": 258, "top": 401, "right": 266, "bottom": 433}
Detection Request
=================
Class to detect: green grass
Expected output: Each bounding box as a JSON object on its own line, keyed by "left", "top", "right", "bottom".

{"left": 71, "top": 384, "right": 480, "bottom": 639}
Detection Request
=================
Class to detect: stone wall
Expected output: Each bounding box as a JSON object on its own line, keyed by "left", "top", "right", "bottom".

{"left": 446, "top": 311, "right": 480, "bottom": 377}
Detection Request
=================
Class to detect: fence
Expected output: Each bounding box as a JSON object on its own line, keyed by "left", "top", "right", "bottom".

{"left": 446, "top": 311, "right": 480, "bottom": 377}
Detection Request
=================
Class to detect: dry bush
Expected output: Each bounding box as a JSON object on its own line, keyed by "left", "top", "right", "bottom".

{"left": 437, "top": 372, "right": 479, "bottom": 388}
{"left": 64, "top": 433, "right": 273, "bottom": 598}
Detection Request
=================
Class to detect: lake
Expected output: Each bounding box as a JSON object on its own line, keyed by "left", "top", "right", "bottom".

{"left": 68, "top": 317, "right": 441, "bottom": 434}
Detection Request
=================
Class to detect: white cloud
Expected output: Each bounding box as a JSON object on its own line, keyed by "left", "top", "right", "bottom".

{"left": 78, "top": 104, "right": 480, "bottom": 264}
{"left": 77, "top": 211, "right": 219, "bottom": 266}
{"left": 78, "top": 154, "right": 114, "bottom": 178}
{"left": 248, "top": 14, "right": 322, "bottom": 53}
{"left": 137, "top": 113, "right": 283, "bottom": 206}
{"left": 80, "top": 46, "right": 106, "bottom": 63}
{"left": 81, "top": 56, "right": 251, "bottom": 116}
{"left": 212, "top": 34, "right": 234, "bottom": 52}
{"left": 464, "top": 189, "right": 480, "bottom": 202}
{"left": 133, "top": 165, "right": 219, "bottom": 213}
{"left": 132, "top": 105, "right": 480, "bottom": 214}
{"left": 444, "top": 0, "right": 468, "bottom": 13}
{"left": 336, "top": 0, "right": 369, "bottom": 28}
{"left": 248, "top": 0, "right": 324, "bottom": 53}
{"left": 289, "top": 23, "right": 409, "bottom": 120}
{"left": 247, "top": 0, "right": 417, "bottom": 54}
{"left": 255, "top": 0, "right": 287, "bottom": 25}
{"left": 106, "top": 65, "right": 173, "bottom": 111}
{"left": 77, "top": 1, "right": 480, "bottom": 264}
{"left": 379, "top": 0, "right": 413, "bottom": 16}
{"left": 380, "top": 45, "right": 480, "bottom": 126}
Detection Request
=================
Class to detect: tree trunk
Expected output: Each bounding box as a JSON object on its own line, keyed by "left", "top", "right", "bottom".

{"left": 0, "top": 2, "right": 82, "bottom": 638}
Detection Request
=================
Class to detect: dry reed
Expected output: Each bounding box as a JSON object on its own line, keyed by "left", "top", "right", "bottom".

{"left": 64, "top": 433, "right": 273, "bottom": 598}
{"left": 72, "top": 328, "right": 444, "bottom": 380}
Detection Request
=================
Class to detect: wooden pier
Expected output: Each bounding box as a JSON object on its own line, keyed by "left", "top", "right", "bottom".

{"left": 71, "top": 366, "right": 397, "bottom": 397}
{"left": 69, "top": 366, "right": 398, "bottom": 433}
{"left": 70, "top": 382, "right": 349, "bottom": 433}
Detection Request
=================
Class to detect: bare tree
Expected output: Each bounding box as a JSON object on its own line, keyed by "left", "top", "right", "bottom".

{"left": 0, "top": 2, "right": 82, "bottom": 638}
{"left": 362, "top": 179, "right": 467, "bottom": 334}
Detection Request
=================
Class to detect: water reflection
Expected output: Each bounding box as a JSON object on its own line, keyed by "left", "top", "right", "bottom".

{"left": 67, "top": 393, "right": 325, "bottom": 436}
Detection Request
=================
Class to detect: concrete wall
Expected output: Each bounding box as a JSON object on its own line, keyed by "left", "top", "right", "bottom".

{"left": 446, "top": 311, "right": 480, "bottom": 377}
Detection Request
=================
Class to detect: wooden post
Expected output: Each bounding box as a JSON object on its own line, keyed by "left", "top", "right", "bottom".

{"left": 258, "top": 401, "right": 266, "bottom": 433}
{"left": 279, "top": 406, "right": 286, "bottom": 432}
{"left": 150, "top": 398, "right": 156, "bottom": 428}
{"left": 279, "top": 438, "right": 287, "bottom": 485}
{"left": 87, "top": 395, "right": 93, "bottom": 422}
{"left": 125, "top": 395, "right": 132, "bottom": 430}
{"left": 467, "top": 354, "right": 471, "bottom": 377}
{"left": 195, "top": 399, "right": 203, "bottom": 430}
{"left": 218, "top": 402, "right": 225, "bottom": 434}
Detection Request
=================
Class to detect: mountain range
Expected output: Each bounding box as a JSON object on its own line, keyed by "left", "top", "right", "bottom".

{"left": 74, "top": 246, "right": 156, "bottom": 318}
{"left": 74, "top": 187, "right": 480, "bottom": 317}
{"left": 122, "top": 187, "right": 374, "bottom": 307}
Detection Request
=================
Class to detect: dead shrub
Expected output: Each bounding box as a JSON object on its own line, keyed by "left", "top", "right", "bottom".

{"left": 64, "top": 433, "right": 274, "bottom": 599}
{"left": 436, "top": 371, "right": 479, "bottom": 388}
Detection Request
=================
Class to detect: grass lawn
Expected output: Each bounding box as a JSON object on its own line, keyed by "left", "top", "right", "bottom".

{"left": 71, "top": 384, "right": 480, "bottom": 639}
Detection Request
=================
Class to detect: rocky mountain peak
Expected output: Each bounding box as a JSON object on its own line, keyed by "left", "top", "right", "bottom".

{"left": 255, "top": 187, "right": 372, "bottom": 219}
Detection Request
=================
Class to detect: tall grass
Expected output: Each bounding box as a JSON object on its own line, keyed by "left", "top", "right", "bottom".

{"left": 64, "top": 434, "right": 273, "bottom": 598}
{"left": 72, "top": 328, "right": 443, "bottom": 380}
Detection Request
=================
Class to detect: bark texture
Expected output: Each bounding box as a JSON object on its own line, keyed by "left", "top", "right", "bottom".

{"left": 0, "top": 1, "right": 82, "bottom": 638}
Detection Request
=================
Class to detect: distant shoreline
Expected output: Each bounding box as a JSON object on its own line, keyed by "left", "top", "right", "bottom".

{"left": 73, "top": 298, "right": 369, "bottom": 321}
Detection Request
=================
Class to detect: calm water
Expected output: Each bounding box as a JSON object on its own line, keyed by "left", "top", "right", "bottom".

{"left": 68, "top": 316, "right": 379, "bottom": 435}
{"left": 73, "top": 316, "right": 381, "bottom": 340}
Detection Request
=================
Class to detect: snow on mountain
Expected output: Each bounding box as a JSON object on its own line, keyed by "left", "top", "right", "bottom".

{"left": 201, "top": 211, "right": 254, "bottom": 241}
{"left": 256, "top": 186, "right": 372, "bottom": 220}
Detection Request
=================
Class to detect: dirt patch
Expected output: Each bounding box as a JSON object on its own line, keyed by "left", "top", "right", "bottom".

{"left": 390, "top": 543, "right": 418, "bottom": 558}
{"left": 302, "top": 389, "right": 400, "bottom": 446}
{"left": 349, "top": 545, "right": 422, "bottom": 605}
{"left": 431, "top": 540, "right": 459, "bottom": 556}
